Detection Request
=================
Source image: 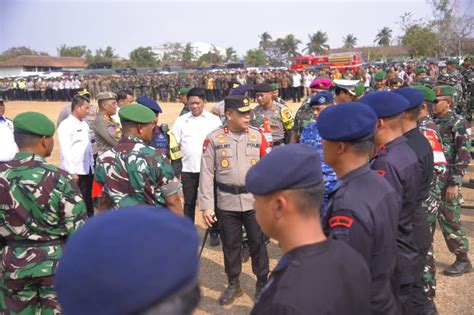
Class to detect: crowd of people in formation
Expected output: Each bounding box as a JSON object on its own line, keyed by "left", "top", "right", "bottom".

{"left": 1, "top": 58, "right": 470, "bottom": 105}
{"left": 0, "top": 55, "right": 472, "bottom": 314}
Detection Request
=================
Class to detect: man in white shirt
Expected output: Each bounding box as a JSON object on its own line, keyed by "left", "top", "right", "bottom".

{"left": 0, "top": 98, "right": 18, "bottom": 162}
{"left": 58, "top": 95, "right": 95, "bottom": 217}
{"left": 171, "top": 88, "right": 222, "bottom": 225}
{"left": 291, "top": 71, "right": 303, "bottom": 102}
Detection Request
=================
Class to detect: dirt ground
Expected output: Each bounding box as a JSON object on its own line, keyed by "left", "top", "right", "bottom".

{"left": 4, "top": 100, "right": 474, "bottom": 314}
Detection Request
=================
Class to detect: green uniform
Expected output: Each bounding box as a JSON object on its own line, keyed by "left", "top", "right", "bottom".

{"left": 434, "top": 110, "right": 471, "bottom": 258}
{"left": 293, "top": 97, "right": 313, "bottom": 141}
{"left": 0, "top": 153, "right": 87, "bottom": 314}
{"left": 94, "top": 136, "right": 181, "bottom": 208}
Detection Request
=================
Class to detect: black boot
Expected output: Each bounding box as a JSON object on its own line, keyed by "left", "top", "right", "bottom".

{"left": 218, "top": 280, "right": 243, "bottom": 305}
{"left": 255, "top": 277, "right": 268, "bottom": 300}
{"left": 241, "top": 241, "right": 250, "bottom": 263}
{"left": 424, "top": 299, "right": 439, "bottom": 315}
{"left": 443, "top": 255, "right": 472, "bottom": 276}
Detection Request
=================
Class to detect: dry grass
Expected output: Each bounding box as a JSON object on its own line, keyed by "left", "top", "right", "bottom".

{"left": 5, "top": 100, "right": 474, "bottom": 314}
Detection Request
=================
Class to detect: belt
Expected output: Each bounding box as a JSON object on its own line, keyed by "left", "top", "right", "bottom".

{"left": 217, "top": 183, "right": 248, "bottom": 194}
{"left": 273, "top": 140, "right": 284, "bottom": 146}
{"left": 3, "top": 236, "right": 67, "bottom": 247}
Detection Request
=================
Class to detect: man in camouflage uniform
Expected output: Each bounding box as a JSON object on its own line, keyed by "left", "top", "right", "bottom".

{"left": 0, "top": 112, "right": 87, "bottom": 314}
{"left": 177, "top": 87, "right": 190, "bottom": 116}
{"left": 440, "top": 59, "right": 469, "bottom": 122}
{"left": 291, "top": 78, "right": 332, "bottom": 143}
{"left": 94, "top": 104, "right": 183, "bottom": 215}
{"left": 412, "top": 85, "right": 447, "bottom": 307}
{"left": 373, "top": 71, "right": 390, "bottom": 91}
{"left": 433, "top": 85, "right": 472, "bottom": 276}
{"left": 250, "top": 83, "right": 294, "bottom": 146}
{"left": 299, "top": 91, "right": 338, "bottom": 217}
{"left": 93, "top": 92, "right": 122, "bottom": 155}
{"left": 461, "top": 56, "right": 473, "bottom": 122}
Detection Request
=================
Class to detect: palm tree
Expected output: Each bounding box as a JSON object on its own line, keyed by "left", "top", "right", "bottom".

{"left": 225, "top": 47, "right": 238, "bottom": 62}
{"left": 305, "top": 31, "right": 330, "bottom": 55}
{"left": 342, "top": 34, "right": 358, "bottom": 48}
{"left": 259, "top": 32, "right": 273, "bottom": 50}
{"left": 282, "top": 34, "right": 302, "bottom": 57}
{"left": 374, "top": 27, "right": 393, "bottom": 47}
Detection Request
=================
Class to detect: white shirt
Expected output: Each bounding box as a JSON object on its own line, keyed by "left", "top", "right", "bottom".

{"left": 303, "top": 74, "right": 314, "bottom": 87}
{"left": 292, "top": 73, "right": 302, "bottom": 87}
{"left": 0, "top": 117, "right": 18, "bottom": 162}
{"left": 57, "top": 114, "right": 94, "bottom": 175}
{"left": 172, "top": 110, "right": 222, "bottom": 173}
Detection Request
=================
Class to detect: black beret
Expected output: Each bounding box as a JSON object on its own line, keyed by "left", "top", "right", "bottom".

{"left": 254, "top": 83, "right": 273, "bottom": 93}
{"left": 245, "top": 144, "right": 323, "bottom": 195}
{"left": 318, "top": 102, "right": 377, "bottom": 141}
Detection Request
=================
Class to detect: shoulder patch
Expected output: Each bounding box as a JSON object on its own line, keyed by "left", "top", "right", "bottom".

{"left": 375, "top": 169, "right": 386, "bottom": 177}
{"left": 329, "top": 215, "right": 354, "bottom": 228}
{"left": 203, "top": 138, "right": 211, "bottom": 153}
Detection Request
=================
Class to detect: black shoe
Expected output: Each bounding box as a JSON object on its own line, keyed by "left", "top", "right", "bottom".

{"left": 241, "top": 242, "right": 250, "bottom": 263}
{"left": 210, "top": 233, "right": 220, "bottom": 247}
{"left": 218, "top": 281, "right": 243, "bottom": 305}
{"left": 255, "top": 279, "right": 268, "bottom": 300}
{"left": 443, "top": 256, "right": 472, "bottom": 276}
{"left": 424, "top": 300, "right": 439, "bottom": 315}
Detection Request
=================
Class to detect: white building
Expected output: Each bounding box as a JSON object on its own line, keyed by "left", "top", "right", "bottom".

{"left": 0, "top": 56, "right": 86, "bottom": 78}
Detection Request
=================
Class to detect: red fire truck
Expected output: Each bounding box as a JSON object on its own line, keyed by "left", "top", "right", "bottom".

{"left": 291, "top": 52, "right": 362, "bottom": 72}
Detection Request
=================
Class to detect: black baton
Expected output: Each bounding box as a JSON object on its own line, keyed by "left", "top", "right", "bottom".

{"left": 199, "top": 228, "right": 210, "bottom": 259}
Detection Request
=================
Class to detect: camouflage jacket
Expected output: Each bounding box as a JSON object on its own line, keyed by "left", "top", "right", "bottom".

{"left": 95, "top": 136, "right": 182, "bottom": 208}
{"left": 294, "top": 98, "right": 313, "bottom": 138}
{"left": 434, "top": 111, "right": 471, "bottom": 186}
{"left": 0, "top": 153, "right": 87, "bottom": 279}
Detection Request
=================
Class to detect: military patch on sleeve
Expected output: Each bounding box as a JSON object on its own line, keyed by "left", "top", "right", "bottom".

{"left": 375, "top": 169, "right": 386, "bottom": 177}
{"left": 329, "top": 215, "right": 354, "bottom": 228}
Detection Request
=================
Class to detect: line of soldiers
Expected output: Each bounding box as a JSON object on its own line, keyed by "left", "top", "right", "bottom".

{"left": 0, "top": 55, "right": 472, "bottom": 314}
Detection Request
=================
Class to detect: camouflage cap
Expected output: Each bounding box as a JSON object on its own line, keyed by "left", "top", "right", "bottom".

{"left": 96, "top": 92, "right": 117, "bottom": 101}
{"left": 177, "top": 87, "right": 190, "bottom": 96}
{"left": 434, "top": 85, "right": 455, "bottom": 97}
{"left": 411, "top": 85, "right": 436, "bottom": 102}
{"left": 447, "top": 59, "right": 459, "bottom": 65}
{"left": 119, "top": 103, "right": 156, "bottom": 124}
{"left": 415, "top": 67, "right": 427, "bottom": 76}
{"left": 374, "top": 71, "right": 387, "bottom": 81}
{"left": 13, "top": 112, "right": 55, "bottom": 136}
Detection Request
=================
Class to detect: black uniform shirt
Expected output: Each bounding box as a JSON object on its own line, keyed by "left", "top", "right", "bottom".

{"left": 404, "top": 127, "right": 434, "bottom": 251}
{"left": 370, "top": 136, "right": 422, "bottom": 286}
{"left": 323, "top": 164, "right": 400, "bottom": 315}
{"left": 251, "top": 236, "right": 371, "bottom": 315}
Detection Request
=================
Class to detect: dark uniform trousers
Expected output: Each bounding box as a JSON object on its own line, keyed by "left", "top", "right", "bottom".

{"left": 78, "top": 169, "right": 94, "bottom": 217}
{"left": 182, "top": 172, "right": 200, "bottom": 222}
{"left": 218, "top": 209, "right": 269, "bottom": 282}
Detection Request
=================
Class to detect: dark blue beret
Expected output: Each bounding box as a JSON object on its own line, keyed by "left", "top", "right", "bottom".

{"left": 55, "top": 206, "right": 199, "bottom": 315}
{"left": 359, "top": 91, "right": 409, "bottom": 118}
{"left": 392, "top": 87, "right": 425, "bottom": 110}
{"left": 309, "top": 91, "right": 334, "bottom": 106}
{"left": 245, "top": 144, "right": 323, "bottom": 195}
{"left": 136, "top": 96, "right": 162, "bottom": 113}
{"left": 231, "top": 84, "right": 253, "bottom": 96}
{"left": 318, "top": 102, "right": 377, "bottom": 141}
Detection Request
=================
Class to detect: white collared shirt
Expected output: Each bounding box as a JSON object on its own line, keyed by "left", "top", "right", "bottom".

{"left": 57, "top": 114, "right": 94, "bottom": 175}
{"left": 0, "top": 116, "right": 18, "bottom": 162}
{"left": 172, "top": 110, "right": 222, "bottom": 173}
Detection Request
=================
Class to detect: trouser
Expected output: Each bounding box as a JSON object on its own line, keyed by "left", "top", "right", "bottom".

{"left": 218, "top": 209, "right": 269, "bottom": 282}
{"left": 411, "top": 247, "right": 430, "bottom": 314}
{"left": 78, "top": 173, "right": 94, "bottom": 217}
{"left": 291, "top": 87, "right": 299, "bottom": 102}
{"left": 398, "top": 283, "right": 413, "bottom": 315}
{"left": 0, "top": 276, "right": 60, "bottom": 315}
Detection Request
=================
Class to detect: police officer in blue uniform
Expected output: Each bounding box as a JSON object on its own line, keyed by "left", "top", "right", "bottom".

{"left": 360, "top": 92, "right": 423, "bottom": 314}
{"left": 318, "top": 102, "right": 400, "bottom": 315}
{"left": 393, "top": 87, "right": 435, "bottom": 314}
{"left": 246, "top": 144, "right": 371, "bottom": 315}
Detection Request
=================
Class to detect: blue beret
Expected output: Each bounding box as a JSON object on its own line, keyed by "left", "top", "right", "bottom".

{"left": 245, "top": 144, "right": 323, "bottom": 195}
{"left": 392, "top": 87, "right": 425, "bottom": 110}
{"left": 309, "top": 91, "right": 334, "bottom": 106}
{"left": 359, "top": 91, "right": 409, "bottom": 118}
{"left": 55, "top": 206, "right": 199, "bottom": 315}
{"left": 230, "top": 84, "right": 253, "bottom": 96}
{"left": 136, "top": 96, "right": 162, "bottom": 113}
{"left": 318, "top": 102, "right": 377, "bottom": 141}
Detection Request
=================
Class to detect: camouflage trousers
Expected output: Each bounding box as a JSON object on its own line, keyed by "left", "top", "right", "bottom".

{"left": 0, "top": 276, "right": 60, "bottom": 315}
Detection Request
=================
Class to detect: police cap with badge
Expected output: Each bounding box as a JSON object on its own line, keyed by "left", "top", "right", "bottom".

{"left": 224, "top": 95, "right": 251, "bottom": 113}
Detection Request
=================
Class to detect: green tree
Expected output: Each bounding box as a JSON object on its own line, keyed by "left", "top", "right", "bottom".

{"left": 259, "top": 32, "right": 273, "bottom": 50}
{"left": 197, "top": 46, "right": 224, "bottom": 67}
{"left": 402, "top": 24, "right": 440, "bottom": 58}
{"left": 0, "top": 46, "right": 49, "bottom": 61}
{"left": 57, "top": 45, "right": 90, "bottom": 57}
{"left": 374, "top": 27, "right": 393, "bottom": 46}
{"left": 280, "top": 34, "right": 301, "bottom": 57}
{"left": 342, "top": 34, "right": 358, "bottom": 48}
{"left": 244, "top": 49, "right": 268, "bottom": 67}
{"left": 305, "top": 31, "right": 330, "bottom": 55}
{"left": 181, "top": 43, "right": 196, "bottom": 67}
{"left": 162, "top": 42, "right": 184, "bottom": 62}
{"left": 225, "top": 47, "right": 239, "bottom": 63}
{"left": 128, "top": 47, "right": 159, "bottom": 68}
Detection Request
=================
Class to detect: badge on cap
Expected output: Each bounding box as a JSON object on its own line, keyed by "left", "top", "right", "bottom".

{"left": 318, "top": 96, "right": 326, "bottom": 104}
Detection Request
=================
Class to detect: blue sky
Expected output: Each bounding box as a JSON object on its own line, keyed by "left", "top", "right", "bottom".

{"left": 0, "top": 0, "right": 463, "bottom": 58}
